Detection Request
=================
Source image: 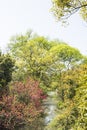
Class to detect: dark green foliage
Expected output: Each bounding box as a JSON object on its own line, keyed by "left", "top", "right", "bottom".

{"left": 0, "top": 53, "right": 14, "bottom": 95}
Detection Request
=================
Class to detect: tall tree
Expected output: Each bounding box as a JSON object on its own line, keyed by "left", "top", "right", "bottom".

{"left": 8, "top": 32, "right": 82, "bottom": 91}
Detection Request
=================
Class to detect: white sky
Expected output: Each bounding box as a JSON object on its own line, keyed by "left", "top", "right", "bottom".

{"left": 0, "top": 0, "right": 87, "bottom": 55}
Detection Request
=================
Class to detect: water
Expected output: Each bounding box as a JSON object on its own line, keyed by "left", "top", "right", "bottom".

{"left": 44, "top": 91, "right": 57, "bottom": 125}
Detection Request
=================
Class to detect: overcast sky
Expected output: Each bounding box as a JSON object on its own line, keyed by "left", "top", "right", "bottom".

{"left": 0, "top": 0, "right": 87, "bottom": 55}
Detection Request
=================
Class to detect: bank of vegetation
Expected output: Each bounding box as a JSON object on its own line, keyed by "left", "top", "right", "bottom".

{"left": 0, "top": 31, "right": 87, "bottom": 130}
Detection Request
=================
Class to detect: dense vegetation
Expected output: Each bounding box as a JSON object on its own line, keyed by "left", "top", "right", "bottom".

{"left": 0, "top": 1, "right": 87, "bottom": 129}
{"left": 0, "top": 31, "right": 87, "bottom": 130}
{"left": 0, "top": 48, "right": 46, "bottom": 130}
{"left": 46, "top": 63, "right": 87, "bottom": 130}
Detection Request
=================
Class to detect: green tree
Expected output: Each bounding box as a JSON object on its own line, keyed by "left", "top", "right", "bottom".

{"left": 0, "top": 52, "right": 14, "bottom": 96}
{"left": 8, "top": 32, "right": 82, "bottom": 91}
{"left": 46, "top": 63, "right": 87, "bottom": 130}
{"left": 8, "top": 32, "right": 58, "bottom": 90}
{"left": 51, "top": 0, "right": 87, "bottom": 22}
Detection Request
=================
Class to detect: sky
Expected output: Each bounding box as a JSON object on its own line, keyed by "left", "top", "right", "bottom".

{"left": 0, "top": 0, "right": 87, "bottom": 55}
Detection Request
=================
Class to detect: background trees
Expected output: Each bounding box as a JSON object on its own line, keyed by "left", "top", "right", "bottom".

{"left": 8, "top": 32, "right": 82, "bottom": 91}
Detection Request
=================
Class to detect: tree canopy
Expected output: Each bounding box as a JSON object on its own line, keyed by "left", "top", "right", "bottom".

{"left": 8, "top": 32, "right": 82, "bottom": 91}
{"left": 51, "top": 0, "right": 87, "bottom": 22}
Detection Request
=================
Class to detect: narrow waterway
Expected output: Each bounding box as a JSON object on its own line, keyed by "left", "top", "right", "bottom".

{"left": 44, "top": 91, "right": 57, "bottom": 126}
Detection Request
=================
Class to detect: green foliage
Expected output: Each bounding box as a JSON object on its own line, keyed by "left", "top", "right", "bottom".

{"left": 8, "top": 34, "right": 54, "bottom": 81}
{"left": 74, "top": 64, "right": 87, "bottom": 129}
{"left": 46, "top": 63, "right": 87, "bottom": 130}
{"left": 49, "top": 44, "right": 82, "bottom": 69}
{"left": 8, "top": 32, "right": 82, "bottom": 92}
{"left": 7, "top": 31, "right": 85, "bottom": 129}
{"left": 51, "top": 0, "right": 87, "bottom": 22}
{"left": 0, "top": 53, "right": 14, "bottom": 95}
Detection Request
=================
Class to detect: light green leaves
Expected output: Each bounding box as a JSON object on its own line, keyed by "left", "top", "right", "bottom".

{"left": 51, "top": 0, "right": 87, "bottom": 22}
